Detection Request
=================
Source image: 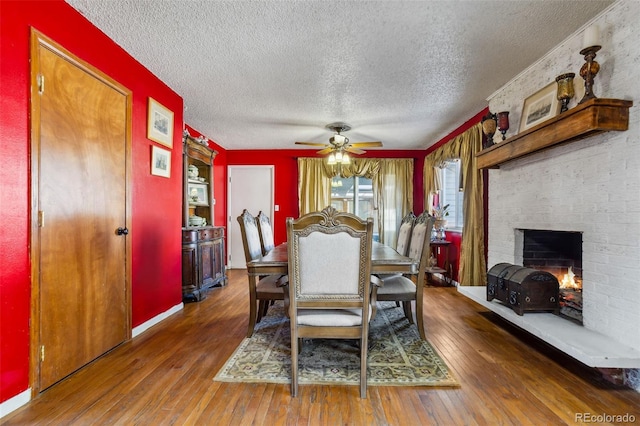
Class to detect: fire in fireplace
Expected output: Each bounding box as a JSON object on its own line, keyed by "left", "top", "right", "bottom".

{"left": 521, "top": 229, "right": 583, "bottom": 323}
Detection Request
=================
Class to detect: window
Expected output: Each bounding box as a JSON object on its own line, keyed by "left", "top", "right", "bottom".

{"left": 330, "top": 176, "right": 378, "bottom": 239}
{"left": 439, "top": 160, "right": 464, "bottom": 229}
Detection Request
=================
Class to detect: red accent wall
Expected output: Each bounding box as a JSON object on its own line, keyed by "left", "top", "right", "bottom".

{"left": 226, "top": 150, "right": 426, "bottom": 245}
{"left": 0, "top": 0, "right": 488, "bottom": 406}
{"left": 1, "top": 1, "right": 184, "bottom": 402}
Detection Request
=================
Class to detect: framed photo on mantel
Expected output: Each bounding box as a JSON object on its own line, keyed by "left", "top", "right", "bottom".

{"left": 519, "top": 82, "right": 561, "bottom": 133}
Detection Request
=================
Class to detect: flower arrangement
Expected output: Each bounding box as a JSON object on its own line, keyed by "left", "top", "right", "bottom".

{"left": 432, "top": 204, "right": 450, "bottom": 219}
{"left": 432, "top": 204, "right": 449, "bottom": 240}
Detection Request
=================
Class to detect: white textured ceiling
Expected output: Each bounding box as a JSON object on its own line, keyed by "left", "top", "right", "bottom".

{"left": 66, "top": 0, "right": 614, "bottom": 151}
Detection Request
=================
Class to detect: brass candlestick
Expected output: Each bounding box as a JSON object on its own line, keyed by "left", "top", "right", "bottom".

{"left": 578, "top": 45, "right": 601, "bottom": 104}
{"left": 556, "top": 72, "right": 575, "bottom": 113}
{"left": 481, "top": 112, "right": 497, "bottom": 148}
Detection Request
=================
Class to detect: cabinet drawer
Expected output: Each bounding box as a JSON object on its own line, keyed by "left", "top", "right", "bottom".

{"left": 199, "top": 229, "right": 214, "bottom": 241}
{"left": 182, "top": 231, "right": 198, "bottom": 243}
{"left": 212, "top": 227, "right": 223, "bottom": 238}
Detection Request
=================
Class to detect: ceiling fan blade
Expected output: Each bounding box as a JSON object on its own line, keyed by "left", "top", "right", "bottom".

{"left": 345, "top": 147, "right": 366, "bottom": 155}
{"left": 316, "top": 147, "right": 334, "bottom": 155}
{"left": 295, "top": 141, "right": 329, "bottom": 146}
{"left": 349, "top": 141, "right": 383, "bottom": 148}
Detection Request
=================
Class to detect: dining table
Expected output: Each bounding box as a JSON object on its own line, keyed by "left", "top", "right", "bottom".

{"left": 246, "top": 241, "right": 418, "bottom": 277}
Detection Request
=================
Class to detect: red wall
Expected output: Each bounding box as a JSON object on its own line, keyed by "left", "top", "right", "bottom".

{"left": 1, "top": 1, "right": 185, "bottom": 402}
{"left": 226, "top": 150, "right": 426, "bottom": 245}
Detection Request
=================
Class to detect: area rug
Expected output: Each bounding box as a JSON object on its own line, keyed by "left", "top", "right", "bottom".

{"left": 214, "top": 302, "right": 458, "bottom": 387}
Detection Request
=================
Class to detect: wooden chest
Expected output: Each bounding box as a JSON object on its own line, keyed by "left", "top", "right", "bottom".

{"left": 487, "top": 263, "right": 519, "bottom": 303}
{"left": 487, "top": 263, "right": 559, "bottom": 315}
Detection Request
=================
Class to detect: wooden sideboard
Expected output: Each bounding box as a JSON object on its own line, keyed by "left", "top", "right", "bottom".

{"left": 182, "top": 226, "right": 227, "bottom": 302}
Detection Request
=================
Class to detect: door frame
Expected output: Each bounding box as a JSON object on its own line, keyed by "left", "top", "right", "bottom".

{"left": 29, "top": 28, "right": 133, "bottom": 395}
{"left": 226, "top": 165, "right": 274, "bottom": 269}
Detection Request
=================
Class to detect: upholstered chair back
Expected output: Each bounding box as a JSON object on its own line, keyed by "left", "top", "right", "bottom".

{"left": 407, "top": 212, "right": 432, "bottom": 262}
{"left": 288, "top": 207, "right": 372, "bottom": 301}
{"left": 237, "top": 209, "right": 263, "bottom": 263}
{"left": 256, "top": 211, "right": 275, "bottom": 255}
{"left": 296, "top": 227, "right": 363, "bottom": 298}
{"left": 395, "top": 212, "right": 416, "bottom": 256}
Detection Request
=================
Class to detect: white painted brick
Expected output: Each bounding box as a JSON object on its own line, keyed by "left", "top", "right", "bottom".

{"left": 486, "top": 0, "right": 640, "bottom": 350}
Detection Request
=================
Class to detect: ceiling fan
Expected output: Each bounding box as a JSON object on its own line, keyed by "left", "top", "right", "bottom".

{"left": 295, "top": 122, "right": 382, "bottom": 164}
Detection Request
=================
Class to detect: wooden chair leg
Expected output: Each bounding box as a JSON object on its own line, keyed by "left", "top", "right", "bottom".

{"left": 247, "top": 292, "right": 258, "bottom": 338}
{"left": 402, "top": 301, "right": 414, "bottom": 324}
{"left": 257, "top": 301, "right": 263, "bottom": 323}
{"left": 291, "top": 327, "right": 299, "bottom": 397}
{"left": 360, "top": 334, "right": 368, "bottom": 399}
{"left": 416, "top": 297, "right": 426, "bottom": 340}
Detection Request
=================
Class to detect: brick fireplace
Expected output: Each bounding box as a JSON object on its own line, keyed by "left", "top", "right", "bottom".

{"left": 485, "top": 139, "right": 638, "bottom": 345}
{"left": 473, "top": 1, "right": 640, "bottom": 389}
{"left": 482, "top": 1, "right": 639, "bottom": 354}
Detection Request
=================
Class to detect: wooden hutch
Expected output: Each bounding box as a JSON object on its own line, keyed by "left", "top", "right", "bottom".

{"left": 182, "top": 132, "right": 226, "bottom": 302}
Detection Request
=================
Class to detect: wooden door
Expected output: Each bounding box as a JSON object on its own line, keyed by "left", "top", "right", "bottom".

{"left": 31, "top": 31, "right": 131, "bottom": 391}
{"left": 227, "top": 166, "right": 274, "bottom": 268}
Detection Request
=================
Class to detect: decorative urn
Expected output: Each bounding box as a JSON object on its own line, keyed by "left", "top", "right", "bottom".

{"left": 188, "top": 165, "right": 199, "bottom": 179}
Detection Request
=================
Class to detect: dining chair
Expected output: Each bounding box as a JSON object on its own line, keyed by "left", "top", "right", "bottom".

{"left": 256, "top": 210, "right": 275, "bottom": 255}
{"left": 395, "top": 212, "right": 416, "bottom": 256}
{"left": 378, "top": 212, "right": 417, "bottom": 285}
{"left": 283, "top": 206, "right": 379, "bottom": 398}
{"left": 237, "top": 209, "right": 284, "bottom": 337}
{"left": 376, "top": 211, "right": 435, "bottom": 340}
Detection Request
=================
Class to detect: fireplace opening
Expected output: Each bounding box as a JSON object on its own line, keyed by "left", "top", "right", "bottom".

{"left": 521, "top": 229, "right": 583, "bottom": 324}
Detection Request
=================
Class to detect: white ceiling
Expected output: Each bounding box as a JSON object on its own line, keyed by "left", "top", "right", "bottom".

{"left": 66, "top": 0, "right": 614, "bottom": 151}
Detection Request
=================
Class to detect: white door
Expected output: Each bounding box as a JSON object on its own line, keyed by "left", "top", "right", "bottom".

{"left": 227, "top": 166, "right": 274, "bottom": 268}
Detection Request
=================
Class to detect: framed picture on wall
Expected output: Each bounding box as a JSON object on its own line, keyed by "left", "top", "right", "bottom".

{"left": 188, "top": 183, "right": 209, "bottom": 206}
{"left": 147, "top": 97, "right": 174, "bottom": 148}
{"left": 518, "top": 82, "right": 561, "bottom": 132}
{"left": 151, "top": 145, "right": 171, "bottom": 178}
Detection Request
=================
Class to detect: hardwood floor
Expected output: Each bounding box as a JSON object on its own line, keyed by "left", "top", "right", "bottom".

{"left": 4, "top": 269, "right": 640, "bottom": 425}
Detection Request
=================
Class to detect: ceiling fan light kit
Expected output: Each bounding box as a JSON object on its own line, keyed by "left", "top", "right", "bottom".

{"left": 294, "top": 122, "right": 382, "bottom": 164}
{"left": 327, "top": 151, "right": 350, "bottom": 165}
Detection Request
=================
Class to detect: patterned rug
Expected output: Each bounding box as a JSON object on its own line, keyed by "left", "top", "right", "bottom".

{"left": 214, "top": 301, "right": 458, "bottom": 387}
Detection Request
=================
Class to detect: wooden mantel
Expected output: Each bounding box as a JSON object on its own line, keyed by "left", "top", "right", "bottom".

{"left": 476, "top": 98, "right": 633, "bottom": 169}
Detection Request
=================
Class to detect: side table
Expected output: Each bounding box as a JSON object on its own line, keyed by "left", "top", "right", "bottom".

{"left": 426, "top": 239, "right": 452, "bottom": 285}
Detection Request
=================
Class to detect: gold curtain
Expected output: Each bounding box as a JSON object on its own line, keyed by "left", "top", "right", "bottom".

{"left": 374, "top": 159, "right": 413, "bottom": 245}
{"left": 298, "top": 157, "right": 413, "bottom": 246}
{"left": 335, "top": 158, "right": 380, "bottom": 179}
{"left": 423, "top": 123, "right": 486, "bottom": 286}
{"left": 297, "top": 158, "right": 332, "bottom": 215}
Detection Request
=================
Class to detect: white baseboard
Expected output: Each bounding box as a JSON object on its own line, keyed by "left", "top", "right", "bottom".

{"left": 132, "top": 302, "right": 183, "bottom": 338}
{"left": 0, "top": 388, "right": 31, "bottom": 419}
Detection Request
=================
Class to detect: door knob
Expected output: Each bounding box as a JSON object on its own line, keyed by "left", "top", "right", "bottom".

{"left": 116, "top": 227, "right": 129, "bottom": 235}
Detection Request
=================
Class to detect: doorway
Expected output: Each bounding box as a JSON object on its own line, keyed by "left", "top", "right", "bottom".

{"left": 227, "top": 166, "right": 274, "bottom": 268}
{"left": 30, "top": 30, "right": 132, "bottom": 391}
